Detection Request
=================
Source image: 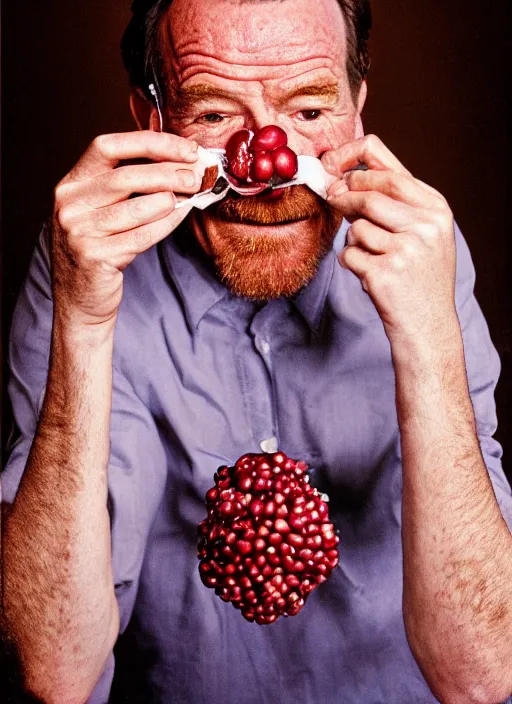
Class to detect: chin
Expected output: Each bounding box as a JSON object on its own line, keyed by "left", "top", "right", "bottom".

{"left": 195, "top": 212, "right": 339, "bottom": 301}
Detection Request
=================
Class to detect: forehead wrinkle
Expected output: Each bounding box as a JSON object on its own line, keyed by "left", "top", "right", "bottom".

{"left": 176, "top": 56, "right": 338, "bottom": 85}
{"left": 160, "top": 0, "right": 348, "bottom": 102}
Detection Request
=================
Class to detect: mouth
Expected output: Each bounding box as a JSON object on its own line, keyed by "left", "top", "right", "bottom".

{"left": 219, "top": 214, "right": 311, "bottom": 227}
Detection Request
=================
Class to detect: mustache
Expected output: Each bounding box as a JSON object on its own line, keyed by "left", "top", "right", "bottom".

{"left": 209, "top": 185, "right": 328, "bottom": 225}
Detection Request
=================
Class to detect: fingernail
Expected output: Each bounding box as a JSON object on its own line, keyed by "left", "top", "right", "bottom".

{"left": 183, "top": 141, "right": 198, "bottom": 161}
{"left": 323, "top": 154, "right": 336, "bottom": 174}
{"left": 177, "top": 169, "right": 198, "bottom": 188}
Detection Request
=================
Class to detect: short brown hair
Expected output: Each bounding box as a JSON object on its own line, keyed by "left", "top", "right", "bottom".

{"left": 121, "top": 0, "right": 372, "bottom": 104}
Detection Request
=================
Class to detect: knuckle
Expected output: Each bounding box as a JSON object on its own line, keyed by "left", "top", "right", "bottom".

{"left": 56, "top": 204, "right": 77, "bottom": 230}
{"left": 360, "top": 192, "right": 380, "bottom": 218}
{"left": 386, "top": 172, "right": 403, "bottom": 199}
{"left": 433, "top": 208, "right": 453, "bottom": 230}
{"left": 363, "top": 267, "right": 379, "bottom": 292}
{"left": 362, "top": 134, "right": 380, "bottom": 160}
{"left": 388, "top": 252, "right": 407, "bottom": 273}
{"left": 92, "top": 133, "right": 114, "bottom": 159}
{"left": 113, "top": 167, "right": 137, "bottom": 193}
{"left": 53, "top": 182, "right": 71, "bottom": 209}
{"left": 156, "top": 191, "right": 176, "bottom": 211}
{"left": 127, "top": 195, "right": 148, "bottom": 218}
{"left": 126, "top": 226, "right": 154, "bottom": 251}
{"left": 417, "top": 221, "right": 439, "bottom": 240}
{"left": 401, "top": 238, "right": 421, "bottom": 259}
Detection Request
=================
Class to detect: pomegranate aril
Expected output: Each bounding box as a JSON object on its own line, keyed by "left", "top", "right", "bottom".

{"left": 236, "top": 540, "right": 253, "bottom": 555}
{"left": 287, "top": 533, "right": 304, "bottom": 548}
{"left": 264, "top": 501, "right": 276, "bottom": 516}
{"left": 250, "top": 151, "right": 274, "bottom": 182}
{"left": 251, "top": 124, "right": 287, "bottom": 151}
{"left": 269, "top": 533, "right": 282, "bottom": 545}
{"left": 274, "top": 519, "right": 290, "bottom": 533}
{"left": 206, "top": 488, "right": 218, "bottom": 502}
{"left": 250, "top": 499, "right": 264, "bottom": 516}
{"left": 272, "top": 146, "right": 298, "bottom": 181}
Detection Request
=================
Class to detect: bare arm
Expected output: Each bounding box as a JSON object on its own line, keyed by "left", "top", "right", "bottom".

{"left": 394, "top": 325, "right": 512, "bottom": 704}
{"left": 3, "top": 319, "right": 119, "bottom": 703}
{"left": 2, "top": 130, "right": 202, "bottom": 703}
{"left": 324, "top": 135, "right": 512, "bottom": 703}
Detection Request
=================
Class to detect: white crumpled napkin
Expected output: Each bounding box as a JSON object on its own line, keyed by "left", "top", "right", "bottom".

{"left": 175, "top": 146, "right": 339, "bottom": 213}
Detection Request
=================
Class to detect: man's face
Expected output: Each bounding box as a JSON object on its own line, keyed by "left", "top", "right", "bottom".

{"left": 160, "top": 0, "right": 365, "bottom": 299}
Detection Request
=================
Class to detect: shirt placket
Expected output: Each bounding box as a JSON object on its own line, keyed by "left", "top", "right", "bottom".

{"left": 246, "top": 303, "right": 286, "bottom": 454}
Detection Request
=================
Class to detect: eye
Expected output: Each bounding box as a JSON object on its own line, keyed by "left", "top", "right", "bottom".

{"left": 199, "top": 113, "right": 226, "bottom": 124}
{"left": 298, "top": 109, "right": 322, "bottom": 121}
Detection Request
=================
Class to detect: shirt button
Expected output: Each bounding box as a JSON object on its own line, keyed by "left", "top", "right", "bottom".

{"left": 261, "top": 340, "right": 270, "bottom": 354}
{"left": 260, "top": 436, "right": 278, "bottom": 453}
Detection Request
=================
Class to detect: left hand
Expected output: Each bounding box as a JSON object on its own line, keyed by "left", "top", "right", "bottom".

{"left": 322, "top": 135, "right": 459, "bottom": 349}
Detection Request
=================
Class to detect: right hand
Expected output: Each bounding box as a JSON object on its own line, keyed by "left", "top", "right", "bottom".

{"left": 52, "top": 130, "right": 203, "bottom": 327}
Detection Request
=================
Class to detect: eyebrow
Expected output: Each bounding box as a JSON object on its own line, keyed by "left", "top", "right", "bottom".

{"left": 276, "top": 81, "right": 339, "bottom": 105}
{"left": 173, "top": 84, "right": 240, "bottom": 116}
{"left": 172, "top": 80, "right": 340, "bottom": 117}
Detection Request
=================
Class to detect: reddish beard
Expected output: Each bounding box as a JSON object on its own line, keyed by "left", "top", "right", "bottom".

{"left": 195, "top": 186, "right": 343, "bottom": 300}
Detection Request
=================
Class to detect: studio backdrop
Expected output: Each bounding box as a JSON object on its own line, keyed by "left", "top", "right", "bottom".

{"left": 2, "top": 0, "right": 510, "bottom": 480}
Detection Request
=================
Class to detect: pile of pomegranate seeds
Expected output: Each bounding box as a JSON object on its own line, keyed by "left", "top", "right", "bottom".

{"left": 225, "top": 126, "right": 299, "bottom": 185}
{"left": 197, "top": 451, "right": 339, "bottom": 625}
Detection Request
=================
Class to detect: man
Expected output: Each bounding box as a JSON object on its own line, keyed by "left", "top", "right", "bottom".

{"left": 2, "top": 0, "right": 512, "bottom": 702}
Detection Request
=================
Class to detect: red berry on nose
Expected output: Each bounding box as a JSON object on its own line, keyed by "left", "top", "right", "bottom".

{"left": 224, "top": 126, "right": 298, "bottom": 186}
{"left": 250, "top": 151, "right": 275, "bottom": 182}
{"left": 272, "top": 146, "right": 298, "bottom": 181}
{"left": 225, "top": 129, "right": 253, "bottom": 181}
{"left": 251, "top": 124, "right": 288, "bottom": 152}
{"left": 198, "top": 451, "right": 339, "bottom": 625}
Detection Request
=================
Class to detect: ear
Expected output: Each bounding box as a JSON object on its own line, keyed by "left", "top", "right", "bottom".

{"left": 129, "top": 90, "right": 161, "bottom": 131}
{"left": 354, "top": 80, "right": 367, "bottom": 139}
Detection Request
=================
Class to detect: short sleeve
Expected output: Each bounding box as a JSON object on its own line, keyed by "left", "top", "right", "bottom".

{"left": 1, "top": 226, "right": 168, "bottom": 701}
{"left": 454, "top": 222, "right": 512, "bottom": 531}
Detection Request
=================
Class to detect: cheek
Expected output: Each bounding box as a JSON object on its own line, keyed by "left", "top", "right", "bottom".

{"left": 287, "top": 114, "right": 359, "bottom": 158}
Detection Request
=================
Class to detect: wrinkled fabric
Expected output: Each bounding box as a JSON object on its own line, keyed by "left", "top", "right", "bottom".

{"left": 3, "top": 219, "right": 511, "bottom": 704}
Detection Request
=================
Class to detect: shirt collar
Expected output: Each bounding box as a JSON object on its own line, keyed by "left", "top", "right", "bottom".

{"left": 161, "top": 219, "right": 349, "bottom": 333}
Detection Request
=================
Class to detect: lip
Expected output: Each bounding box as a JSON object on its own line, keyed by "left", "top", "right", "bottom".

{"left": 217, "top": 219, "right": 312, "bottom": 236}
{"left": 216, "top": 215, "right": 310, "bottom": 227}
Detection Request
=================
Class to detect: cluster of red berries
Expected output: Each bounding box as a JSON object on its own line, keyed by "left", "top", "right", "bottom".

{"left": 225, "top": 126, "right": 299, "bottom": 185}
{"left": 197, "top": 451, "right": 339, "bottom": 625}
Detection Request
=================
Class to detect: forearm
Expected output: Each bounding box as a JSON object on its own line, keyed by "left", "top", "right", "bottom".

{"left": 3, "top": 312, "right": 120, "bottom": 703}
{"left": 392, "top": 321, "right": 512, "bottom": 704}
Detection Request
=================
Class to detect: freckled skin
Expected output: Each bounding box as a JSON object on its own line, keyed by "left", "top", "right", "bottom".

{"left": 159, "top": 0, "right": 366, "bottom": 284}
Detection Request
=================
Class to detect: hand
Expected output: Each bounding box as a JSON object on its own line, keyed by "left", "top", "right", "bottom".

{"left": 52, "top": 131, "right": 203, "bottom": 327}
{"left": 322, "top": 135, "right": 458, "bottom": 350}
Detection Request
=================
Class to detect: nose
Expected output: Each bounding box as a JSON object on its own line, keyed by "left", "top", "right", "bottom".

{"left": 245, "top": 107, "right": 318, "bottom": 156}
{"left": 245, "top": 107, "right": 278, "bottom": 134}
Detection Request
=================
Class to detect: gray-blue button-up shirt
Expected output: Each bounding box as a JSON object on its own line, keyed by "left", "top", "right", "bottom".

{"left": 3, "top": 220, "right": 512, "bottom": 703}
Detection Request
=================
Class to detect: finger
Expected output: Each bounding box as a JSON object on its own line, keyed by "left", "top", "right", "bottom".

{"left": 85, "top": 192, "right": 177, "bottom": 237}
{"left": 76, "top": 162, "right": 204, "bottom": 209}
{"left": 338, "top": 245, "right": 374, "bottom": 286}
{"left": 321, "top": 134, "right": 411, "bottom": 178}
{"left": 101, "top": 207, "right": 191, "bottom": 268}
{"left": 327, "top": 190, "right": 416, "bottom": 233}
{"left": 66, "top": 131, "right": 199, "bottom": 183}
{"left": 346, "top": 219, "right": 393, "bottom": 254}
{"left": 343, "top": 169, "right": 444, "bottom": 209}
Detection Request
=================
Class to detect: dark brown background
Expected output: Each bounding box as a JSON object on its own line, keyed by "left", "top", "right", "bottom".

{"left": 1, "top": 0, "right": 510, "bottom": 481}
